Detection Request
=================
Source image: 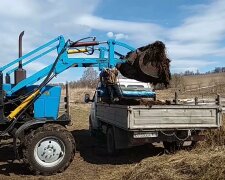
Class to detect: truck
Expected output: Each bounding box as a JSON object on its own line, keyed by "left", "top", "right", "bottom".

{"left": 86, "top": 79, "right": 222, "bottom": 154}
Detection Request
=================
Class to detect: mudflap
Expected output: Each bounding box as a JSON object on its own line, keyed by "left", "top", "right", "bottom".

{"left": 113, "top": 126, "right": 132, "bottom": 150}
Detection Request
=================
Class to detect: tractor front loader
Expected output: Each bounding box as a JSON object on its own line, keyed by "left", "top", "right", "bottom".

{"left": 0, "top": 31, "right": 167, "bottom": 175}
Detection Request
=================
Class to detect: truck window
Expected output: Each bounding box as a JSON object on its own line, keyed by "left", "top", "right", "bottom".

{"left": 127, "top": 85, "right": 144, "bottom": 88}
{"left": 119, "top": 85, "right": 126, "bottom": 88}
{"left": 121, "top": 84, "right": 152, "bottom": 92}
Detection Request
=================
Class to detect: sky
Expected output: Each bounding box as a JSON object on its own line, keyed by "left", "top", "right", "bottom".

{"left": 0, "top": 0, "right": 225, "bottom": 83}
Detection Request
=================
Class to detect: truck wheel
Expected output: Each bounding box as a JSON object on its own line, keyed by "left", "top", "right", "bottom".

{"left": 89, "top": 116, "right": 96, "bottom": 137}
{"left": 185, "top": 141, "right": 197, "bottom": 150}
{"left": 22, "top": 123, "right": 75, "bottom": 175}
{"left": 106, "top": 127, "right": 116, "bottom": 155}
{"left": 163, "top": 141, "right": 181, "bottom": 153}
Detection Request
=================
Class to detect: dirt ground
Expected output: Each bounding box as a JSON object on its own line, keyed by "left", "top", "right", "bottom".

{"left": 0, "top": 104, "right": 164, "bottom": 180}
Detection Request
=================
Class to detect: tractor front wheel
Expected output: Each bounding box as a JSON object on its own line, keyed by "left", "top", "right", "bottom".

{"left": 21, "top": 123, "right": 75, "bottom": 175}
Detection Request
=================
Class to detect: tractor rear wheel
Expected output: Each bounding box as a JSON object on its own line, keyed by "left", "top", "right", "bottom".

{"left": 22, "top": 123, "right": 75, "bottom": 175}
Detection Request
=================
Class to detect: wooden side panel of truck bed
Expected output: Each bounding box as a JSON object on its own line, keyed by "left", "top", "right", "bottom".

{"left": 96, "top": 103, "right": 221, "bottom": 130}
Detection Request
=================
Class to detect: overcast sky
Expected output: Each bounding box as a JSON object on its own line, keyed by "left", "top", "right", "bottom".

{"left": 0, "top": 0, "right": 225, "bottom": 83}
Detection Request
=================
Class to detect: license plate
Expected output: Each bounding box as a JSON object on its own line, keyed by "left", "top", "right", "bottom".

{"left": 133, "top": 132, "right": 158, "bottom": 138}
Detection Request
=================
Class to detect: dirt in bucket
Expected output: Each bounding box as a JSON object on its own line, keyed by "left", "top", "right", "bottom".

{"left": 117, "top": 41, "right": 171, "bottom": 87}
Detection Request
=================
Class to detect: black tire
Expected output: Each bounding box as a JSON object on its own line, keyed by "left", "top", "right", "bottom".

{"left": 190, "top": 141, "right": 197, "bottom": 148}
{"left": 153, "top": 95, "right": 156, "bottom": 101}
{"left": 106, "top": 127, "right": 116, "bottom": 155}
{"left": 21, "top": 123, "right": 75, "bottom": 175}
{"left": 163, "top": 141, "right": 181, "bottom": 153}
{"left": 89, "top": 115, "right": 97, "bottom": 137}
{"left": 185, "top": 141, "right": 198, "bottom": 151}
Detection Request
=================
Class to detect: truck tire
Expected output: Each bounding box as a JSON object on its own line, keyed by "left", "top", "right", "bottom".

{"left": 163, "top": 141, "right": 181, "bottom": 153}
{"left": 21, "top": 123, "right": 75, "bottom": 175}
{"left": 106, "top": 127, "right": 116, "bottom": 155}
{"left": 185, "top": 141, "right": 197, "bottom": 150}
{"left": 89, "top": 115, "right": 97, "bottom": 137}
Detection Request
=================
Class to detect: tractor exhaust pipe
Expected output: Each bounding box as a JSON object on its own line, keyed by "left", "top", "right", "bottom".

{"left": 19, "top": 31, "right": 24, "bottom": 66}
{"left": 14, "top": 31, "right": 26, "bottom": 84}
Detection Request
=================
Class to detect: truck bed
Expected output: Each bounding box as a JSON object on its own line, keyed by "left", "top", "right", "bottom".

{"left": 96, "top": 103, "right": 222, "bottom": 130}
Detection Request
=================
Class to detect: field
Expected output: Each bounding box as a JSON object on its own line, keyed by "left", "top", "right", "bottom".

{"left": 158, "top": 72, "right": 225, "bottom": 100}
{"left": 0, "top": 73, "right": 225, "bottom": 179}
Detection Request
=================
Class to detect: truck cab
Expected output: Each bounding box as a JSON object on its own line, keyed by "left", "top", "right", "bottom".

{"left": 118, "top": 79, "right": 156, "bottom": 99}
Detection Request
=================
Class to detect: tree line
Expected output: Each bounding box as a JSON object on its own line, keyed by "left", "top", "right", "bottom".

{"left": 51, "top": 66, "right": 225, "bottom": 89}
{"left": 179, "top": 67, "right": 225, "bottom": 76}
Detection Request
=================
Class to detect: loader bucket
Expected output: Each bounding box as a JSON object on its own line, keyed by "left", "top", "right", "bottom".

{"left": 118, "top": 41, "right": 171, "bottom": 87}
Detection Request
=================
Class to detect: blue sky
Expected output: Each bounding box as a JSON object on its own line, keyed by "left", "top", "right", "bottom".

{"left": 0, "top": 0, "right": 225, "bottom": 83}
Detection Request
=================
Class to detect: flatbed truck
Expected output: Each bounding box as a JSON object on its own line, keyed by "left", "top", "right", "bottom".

{"left": 86, "top": 80, "right": 222, "bottom": 154}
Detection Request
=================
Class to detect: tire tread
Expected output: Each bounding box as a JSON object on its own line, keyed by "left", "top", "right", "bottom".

{"left": 22, "top": 123, "right": 75, "bottom": 175}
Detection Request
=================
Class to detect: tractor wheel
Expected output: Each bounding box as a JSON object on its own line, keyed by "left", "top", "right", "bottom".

{"left": 106, "top": 127, "right": 116, "bottom": 155}
{"left": 22, "top": 123, "right": 75, "bottom": 175}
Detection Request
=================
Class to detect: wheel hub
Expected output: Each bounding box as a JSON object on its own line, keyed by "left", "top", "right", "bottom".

{"left": 34, "top": 137, "right": 65, "bottom": 167}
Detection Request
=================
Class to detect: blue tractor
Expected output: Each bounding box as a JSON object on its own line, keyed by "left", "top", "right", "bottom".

{"left": 0, "top": 32, "right": 139, "bottom": 175}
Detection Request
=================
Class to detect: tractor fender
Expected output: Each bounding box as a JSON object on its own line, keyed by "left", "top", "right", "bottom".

{"left": 14, "top": 114, "right": 70, "bottom": 139}
{"left": 15, "top": 120, "right": 47, "bottom": 139}
{"left": 13, "top": 120, "right": 48, "bottom": 159}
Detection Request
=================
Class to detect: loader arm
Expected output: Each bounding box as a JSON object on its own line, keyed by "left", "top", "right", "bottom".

{"left": 2, "top": 36, "right": 135, "bottom": 96}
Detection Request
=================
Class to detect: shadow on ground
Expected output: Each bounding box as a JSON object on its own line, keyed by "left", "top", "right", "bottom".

{"left": 72, "top": 129, "right": 164, "bottom": 165}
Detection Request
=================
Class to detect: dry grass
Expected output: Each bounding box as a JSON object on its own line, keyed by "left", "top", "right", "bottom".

{"left": 157, "top": 72, "right": 225, "bottom": 100}
{"left": 118, "top": 147, "right": 225, "bottom": 180}
{"left": 200, "top": 115, "right": 225, "bottom": 147}
{"left": 183, "top": 72, "right": 225, "bottom": 89}
{"left": 62, "top": 87, "right": 95, "bottom": 103}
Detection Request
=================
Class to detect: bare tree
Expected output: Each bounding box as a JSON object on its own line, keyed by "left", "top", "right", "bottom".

{"left": 80, "top": 67, "right": 99, "bottom": 87}
{"left": 171, "top": 74, "right": 186, "bottom": 91}
{"left": 69, "top": 67, "right": 99, "bottom": 88}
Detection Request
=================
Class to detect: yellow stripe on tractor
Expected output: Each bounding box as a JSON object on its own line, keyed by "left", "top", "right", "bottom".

{"left": 67, "top": 49, "right": 88, "bottom": 54}
{"left": 7, "top": 90, "right": 40, "bottom": 121}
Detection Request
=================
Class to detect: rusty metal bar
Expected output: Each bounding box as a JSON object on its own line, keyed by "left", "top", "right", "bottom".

{"left": 174, "top": 91, "right": 178, "bottom": 105}
{"left": 65, "top": 82, "right": 71, "bottom": 121}
{"left": 216, "top": 94, "right": 221, "bottom": 105}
